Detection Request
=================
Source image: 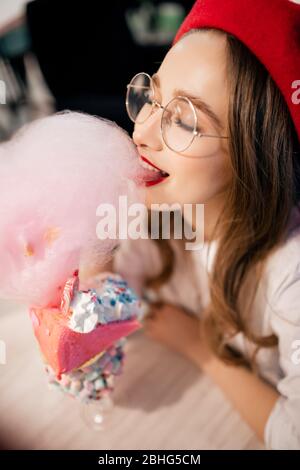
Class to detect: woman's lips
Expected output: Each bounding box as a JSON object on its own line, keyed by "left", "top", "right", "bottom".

{"left": 139, "top": 155, "right": 170, "bottom": 187}
{"left": 145, "top": 175, "right": 168, "bottom": 187}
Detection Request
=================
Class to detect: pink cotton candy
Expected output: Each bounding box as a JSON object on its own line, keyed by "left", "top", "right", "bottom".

{"left": 0, "top": 111, "right": 148, "bottom": 308}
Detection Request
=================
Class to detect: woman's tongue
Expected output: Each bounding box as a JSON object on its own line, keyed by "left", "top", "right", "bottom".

{"left": 127, "top": 160, "right": 169, "bottom": 186}
{"left": 142, "top": 166, "right": 167, "bottom": 182}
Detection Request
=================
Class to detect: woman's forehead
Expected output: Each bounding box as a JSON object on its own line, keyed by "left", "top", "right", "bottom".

{"left": 159, "top": 31, "right": 228, "bottom": 93}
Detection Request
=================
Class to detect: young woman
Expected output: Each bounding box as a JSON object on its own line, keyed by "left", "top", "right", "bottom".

{"left": 109, "top": 0, "right": 300, "bottom": 449}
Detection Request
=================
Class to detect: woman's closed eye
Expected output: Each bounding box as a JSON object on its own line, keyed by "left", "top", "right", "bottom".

{"left": 173, "top": 116, "right": 202, "bottom": 134}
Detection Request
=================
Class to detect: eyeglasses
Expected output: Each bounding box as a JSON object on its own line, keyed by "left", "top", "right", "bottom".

{"left": 126, "top": 72, "right": 229, "bottom": 156}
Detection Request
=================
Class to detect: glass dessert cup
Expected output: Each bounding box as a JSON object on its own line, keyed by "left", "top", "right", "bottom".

{"left": 80, "top": 393, "right": 114, "bottom": 431}
{"left": 46, "top": 339, "right": 126, "bottom": 431}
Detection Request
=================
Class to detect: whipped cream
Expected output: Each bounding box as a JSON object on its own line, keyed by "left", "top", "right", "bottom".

{"left": 68, "top": 276, "right": 142, "bottom": 334}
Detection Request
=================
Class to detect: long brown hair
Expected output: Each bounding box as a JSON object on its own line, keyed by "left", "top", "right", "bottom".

{"left": 145, "top": 28, "right": 300, "bottom": 368}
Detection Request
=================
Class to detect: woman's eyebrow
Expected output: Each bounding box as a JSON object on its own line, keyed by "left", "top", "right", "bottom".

{"left": 174, "top": 89, "right": 224, "bottom": 132}
{"left": 151, "top": 73, "right": 224, "bottom": 132}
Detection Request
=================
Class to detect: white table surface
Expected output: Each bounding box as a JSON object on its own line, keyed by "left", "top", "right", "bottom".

{"left": 0, "top": 303, "right": 264, "bottom": 450}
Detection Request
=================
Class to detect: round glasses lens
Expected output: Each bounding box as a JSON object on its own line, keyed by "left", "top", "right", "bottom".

{"left": 162, "top": 97, "right": 196, "bottom": 152}
{"left": 126, "top": 73, "right": 154, "bottom": 123}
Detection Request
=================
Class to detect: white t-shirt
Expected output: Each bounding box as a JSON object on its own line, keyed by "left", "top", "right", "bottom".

{"left": 113, "top": 206, "right": 300, "bottom": 450}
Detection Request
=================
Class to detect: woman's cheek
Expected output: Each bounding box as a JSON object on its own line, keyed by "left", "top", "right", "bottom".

{"left": 175, "top": 157, "right": 231, "bottom": 205}
{"left": 144, "top": 153, "right": 232, "bottom": 208}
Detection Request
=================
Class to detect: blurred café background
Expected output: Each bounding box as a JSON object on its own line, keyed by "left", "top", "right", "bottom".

{"left": 0, "top": 0, "right": 194, "bottom": 140}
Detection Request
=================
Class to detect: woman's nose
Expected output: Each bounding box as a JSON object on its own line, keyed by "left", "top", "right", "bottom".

{"left": 132, "top": 109, "right": 163, "bottom": 151}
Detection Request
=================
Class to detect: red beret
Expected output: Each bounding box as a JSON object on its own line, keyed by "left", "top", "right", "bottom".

{"left": 173, "top": 0, "right": 300, "bottom": 141}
